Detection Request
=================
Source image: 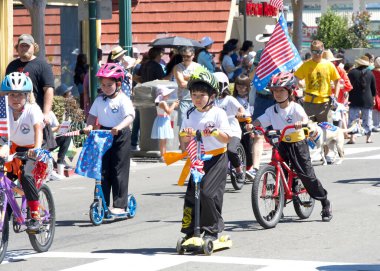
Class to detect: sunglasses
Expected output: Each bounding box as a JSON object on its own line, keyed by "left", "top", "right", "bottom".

{"left": 311, "top": 49, "right": 323, "bottom": 55}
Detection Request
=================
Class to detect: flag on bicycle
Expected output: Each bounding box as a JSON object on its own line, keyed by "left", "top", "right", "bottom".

{"left": 75, "top": 130, "right": 113, "bottom": 180}
{"left": 186, "top": 138, "right": 205, "bottom": 164}
{"left": 0, "top": 96, "right": 10, "bottom": 140}
{"left": 269, "top": 0, "right": 283, "bottom": 10}
{"left": 253, "top": 13, "right": 302, "bottom": 91}
{"left": 58, "top": 130, "right": 82, "bottom": 137}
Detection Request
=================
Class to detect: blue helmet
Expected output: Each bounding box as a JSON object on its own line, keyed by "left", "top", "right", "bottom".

{"left": 1, "top": 72, "right": 33, "bottom": 93}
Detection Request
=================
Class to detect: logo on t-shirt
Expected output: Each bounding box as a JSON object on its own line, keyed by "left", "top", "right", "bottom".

{"left": 21, "top": 123, "right": 31, "bottom": 134}
{"left": 110, "top": 104, "right": 119, "bottom": 113}
{"left": 204, "top": 121, "right": 216, "bottom": 130}
{"left": 285, "top": 115, "right": 293, "bottom": 123}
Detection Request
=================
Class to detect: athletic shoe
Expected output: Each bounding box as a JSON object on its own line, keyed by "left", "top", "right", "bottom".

{"left": 203, "top": 232, "right": 218, "bottom": 241}
{"left": 26, "top": 219, "right": 42, "bottom": 233}
{"left": 131, "top": 145, "right": 140, "bottom": 151}
{"left": 236, "top": 171, "right": 245, "bottom": 183}
{"left": 246, "top": 168, "right": 258, "bottom": 179}
{"left": 321, "top": 200, "right": 333, "bottom": 222}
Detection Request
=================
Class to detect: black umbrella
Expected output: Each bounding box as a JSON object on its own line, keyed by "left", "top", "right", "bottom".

{"left": 149, "top": 36, "right": 203, "bottom": 48}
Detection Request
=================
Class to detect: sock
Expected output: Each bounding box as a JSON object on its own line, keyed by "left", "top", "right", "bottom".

{"left": 28, "top": 200, "right": 40, "bottom": 219}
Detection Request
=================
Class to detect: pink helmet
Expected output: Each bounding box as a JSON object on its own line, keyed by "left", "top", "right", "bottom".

{"left": 96, "top": 63, "right": 124, "bottom": 80}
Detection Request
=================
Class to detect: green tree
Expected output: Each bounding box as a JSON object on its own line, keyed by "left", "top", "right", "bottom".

{"left": 348, "top": 11, "right": 371, "bottom": 48}
{"left": 315, "top": 9, "right": 351, "bottom": 49}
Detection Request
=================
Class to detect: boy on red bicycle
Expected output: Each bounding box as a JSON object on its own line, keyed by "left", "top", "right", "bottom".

{"left": 246, "top": 72, "right": 332, "bottom": 222}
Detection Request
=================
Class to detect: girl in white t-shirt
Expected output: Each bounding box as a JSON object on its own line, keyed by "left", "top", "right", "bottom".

{"left": 180, "top": 67, "right": 232, "bottom": 241}
{"left": 246, "top": 72, "right": 333, "bottom": 222}
{"left": 83, "top": 63, "right": 135, "bottom": 215}
{"left": 214, "top": 72, "right": 245, "bottom": 184}
{"left": 151, "top": 86, "right": 179, "bottom": 162}
{"left": 0, "top": 72, "right": 45, "bottom": 232}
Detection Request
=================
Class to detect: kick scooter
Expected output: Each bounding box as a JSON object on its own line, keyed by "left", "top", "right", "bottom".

{"left": 176, "top": 130, "right": 232, "bottom": 255}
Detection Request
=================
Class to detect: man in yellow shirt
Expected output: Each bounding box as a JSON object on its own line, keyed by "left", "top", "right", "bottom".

{"left": 294, "top": 40, "right": 341, "bottom": 122}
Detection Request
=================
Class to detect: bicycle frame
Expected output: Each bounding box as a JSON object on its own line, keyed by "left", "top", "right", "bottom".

{"left": 0, "top": 173, "right": 28, "bottom": 229}
{"left": 254, "top": 125, "right": 308, "bottom": 202}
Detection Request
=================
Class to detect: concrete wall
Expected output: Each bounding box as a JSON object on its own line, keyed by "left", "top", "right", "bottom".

{"left": 344, "top": 48, "right": 380, "bottom": 63}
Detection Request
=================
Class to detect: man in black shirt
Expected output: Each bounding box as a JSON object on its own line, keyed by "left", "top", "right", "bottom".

{"left": 6, "top": 34, "right": 54, "bottom": 125}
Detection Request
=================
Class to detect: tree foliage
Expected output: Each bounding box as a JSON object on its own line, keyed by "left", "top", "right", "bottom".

{"left": 348, "top": 11, "right": 371, "bottom": 48}
{"left": 315, "top": 9, "right": 351, "bottom": 49}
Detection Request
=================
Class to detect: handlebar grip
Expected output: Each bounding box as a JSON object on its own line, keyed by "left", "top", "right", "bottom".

{"left": 302, "top": 123, "right": 308, "bottom": 128}
{"left": 179, "top": 129, "right": 219, "bottom": 137}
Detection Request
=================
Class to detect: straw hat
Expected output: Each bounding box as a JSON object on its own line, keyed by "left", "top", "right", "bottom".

{"left": 355, "top": 55, "right": 370, "bottom": 67}
{"left": 256, "top": 25, "right": 275, "bottom": 43}
{"left": 155, "top": 86, "right": 176, "bottom": 103}
{"left": 322, "top": 49, "right": 342, "bottom": 62}
{"left": 111, "top": 45, "right": 128, "bottom": 60}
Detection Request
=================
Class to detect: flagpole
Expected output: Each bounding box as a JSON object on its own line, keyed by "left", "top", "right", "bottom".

{"left": 5, "top": 95, "right": 10, "bottom": 157}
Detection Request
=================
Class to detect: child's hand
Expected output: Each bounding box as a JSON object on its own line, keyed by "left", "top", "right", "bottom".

{"left": 203, "top": 128, "right": 217, "bottom": 137}
{"left": 83, "top": 125, "right": 93, "bottom": 135}
{"left": 245, "top": 123, "right": 253, "bottom": 131}
{"left": 0, "top": 145, "right": 9, "bottom": 158}
{"left": 182, "top": 127, "right": 194, "bottom": 137}
{"left": 27, "top": 148, "right": 37, "bottom": 159}
{"left": 294, "top": 121, "right": 303, "bottom": 130}
{"left": 111, "top": 127, "right": 119, "bottom": 136}
{"left": 174, "top": 100, "right": 180, "bottom": 108}
{"left": 236, "top": 112, "right": 245, "bottom": 118}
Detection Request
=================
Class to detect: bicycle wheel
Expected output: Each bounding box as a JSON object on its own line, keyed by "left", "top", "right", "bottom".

{"left": 0, "top": 207, "right": 9, "bottom": 264}
{"left": 89, "top": 201, "right": 104, "bottom": 226}
{"left": 28, "top": 184, "right": 55, "bottom": 252}
{"left": 230, "top": 143, "right": 247, "bottom": 191}
{"left": 251, "top": 165, "right": 284, "bottom": 229}
{"left": 293, "top": 178, "right": 315, "bottom": 219}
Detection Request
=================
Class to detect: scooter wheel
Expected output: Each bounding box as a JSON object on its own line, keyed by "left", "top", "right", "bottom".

{"left": 203, "top": 239, "right": 213, "bottom": 256}
{"left": 176, "top": 237, "right": 185, "bottom": 255}
{"left": 127, "top": 195, "right": 137, "bottom": 218}
{"left": 89, "top": 202, "right": 104, "bottom": 226}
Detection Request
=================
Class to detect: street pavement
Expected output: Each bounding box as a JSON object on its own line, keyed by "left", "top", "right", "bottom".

{"left": 1, "top": 133, "right": 380, "bottom": 271}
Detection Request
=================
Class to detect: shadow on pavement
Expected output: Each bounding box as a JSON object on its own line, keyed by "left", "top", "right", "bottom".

{"left": 317, "top": 264, "right": 380, "bottom": 271}
{"left": 142, "top": 192, "right": 185, "bottom": 198}
{"left": 335, "top": 178, "right": 380, "bottom": 186}
{"left": 92, "top": 248, "right": 176, "bottom": 255}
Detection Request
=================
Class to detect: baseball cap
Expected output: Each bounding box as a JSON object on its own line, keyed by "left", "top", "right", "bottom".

{"left": 18, "top": 34, "right": 35, "bottom": 45}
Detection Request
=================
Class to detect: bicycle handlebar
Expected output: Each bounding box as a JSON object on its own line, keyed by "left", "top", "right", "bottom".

{"left": 179, "top": 129, "right": 220, "bottom": 137}
{"left": 0, "top": 151, "right": 28, "bottom": 164}
{"left": 247, "top": 124, "right": 308, "bottom": 143}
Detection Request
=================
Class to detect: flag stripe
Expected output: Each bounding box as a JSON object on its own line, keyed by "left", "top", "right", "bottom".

{"left": 269, "top": 0, "right": 283, "bottom": 9}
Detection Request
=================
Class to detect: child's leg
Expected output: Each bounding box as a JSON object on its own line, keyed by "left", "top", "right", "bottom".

{"left": 241, "top": 132, "right": 253, "bottom": 169}
{"left": 23, "top": 160, "right": 40, "bottom": 219}
{"left": 56, "top": 136, "right": 71, "bottom": 164}
{"left": 159, "top": 139, "right": 167, "bottom": 158}
{"left": 101, "top": 149, "right": 113, "bottom": 207}
{"left": 109, "top": 128, "right": 131, "bottom": 209}
{"left": 227, "top": 137, "right": 241, "bottom": 171}
{"left": 252, "top": 135, "right": 263, "bottom": 170}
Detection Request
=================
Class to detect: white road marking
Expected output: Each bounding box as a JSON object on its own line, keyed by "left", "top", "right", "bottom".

{"left": 2, "top": 251, "right": 373, "bottom": 271}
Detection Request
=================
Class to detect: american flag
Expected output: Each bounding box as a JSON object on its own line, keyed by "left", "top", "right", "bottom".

{"left": 253, "top": 13, "right": 302, "bottom": 91}
{"left": 186, "top": 137, "right": 205, "bottom": 164}
{"left": 269, "top": 0, "right": 283, "bottom": 10}
{"left": 59, "top": 130, "right": 82, "bottom": 137}
{"left": 0, "top": 96, "right": 10, "bottom": 139}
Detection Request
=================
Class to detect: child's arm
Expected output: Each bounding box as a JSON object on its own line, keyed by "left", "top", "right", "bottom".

{"left": 83, "top": 114, "right": 97, "bottom": 135}
{"left": 203, "top": 128, "right": 230, "bottom": 143}
{"left": 27, "top": 122, "right": 43, "bottom": 158}
{"left": 235, "top": 106, "right": 245, "bottom": 118}
{"left": 111, "top": 115, "right": 134, "bottom": 136}
{"left": 246, "top": 119, "right": 262, "bottom": 131}
{"left": 159, "top": 100, "right": 179, "bottom": 115}
{"left": 174, "top": 65, "right": 188, "bottom": 88}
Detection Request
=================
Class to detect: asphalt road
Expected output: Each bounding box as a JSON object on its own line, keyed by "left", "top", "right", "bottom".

{"left": 2, "top": 133, "right": 380, "bottom": 271}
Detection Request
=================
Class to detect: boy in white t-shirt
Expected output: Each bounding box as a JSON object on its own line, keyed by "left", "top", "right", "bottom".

{"left": 180, "top": 67, "right": 232, "bottom": 241}
{"left": 83, "top": 63, "right": 135, "bottom": 215}
{"left": 246, "top": 72, "right": 333, "bottom": 222}
{"left": 0, "top": 72, "right": 45, "bottom": 232}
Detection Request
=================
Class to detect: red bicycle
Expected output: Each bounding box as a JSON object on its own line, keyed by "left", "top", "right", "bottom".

{"left": 250, "top": 125, "right": 315, "bottom": 229}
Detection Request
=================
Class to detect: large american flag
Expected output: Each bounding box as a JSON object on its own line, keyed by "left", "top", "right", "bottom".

{"left": 269, "top": 0, "right": 283, "bottom": 10}
{"left": 253, "top": 13, "right": 302, "bottom": 91}
{"left": 0, "top": 96, "right": 9, "bottom": 139}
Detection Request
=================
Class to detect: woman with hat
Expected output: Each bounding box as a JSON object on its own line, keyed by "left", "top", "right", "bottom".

{"left": 197, "top": 36, "right": 216, "bottom": 73}
{"left": 371, "top": 57, "right": 380, "bottom": 132}
{"left": 347, "top": 55, "right": 377, "bottom": 144}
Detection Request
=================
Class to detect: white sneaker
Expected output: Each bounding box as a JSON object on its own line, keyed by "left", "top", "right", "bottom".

{"left": 50, "top": 171, "right": 66, "bottom": 181}
{"left": 131, "top": 145, "right": 140, "bottom": 151}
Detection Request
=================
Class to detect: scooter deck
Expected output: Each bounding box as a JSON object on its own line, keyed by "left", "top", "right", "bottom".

{"left": 181, "top": 235, "right": 232, "bottom": 253}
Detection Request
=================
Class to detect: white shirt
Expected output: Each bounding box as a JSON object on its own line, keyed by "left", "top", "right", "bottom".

{"left": 181, "top": 106, "right": 232, "bottom": 151}
{"left": 89, "top": 92, "right": 135, "bottom": 128}
{"left": 9, "top": 103, "right": 44, "bottom": 146}
{"left": 236, "top": 96, "right": 253, "bottom": 117}
{"left": 176, "top": 62, "right": 201, "bottom": 101}
{"left": 48, "top": 111, "right": 59, "bottom": 128}
{"left": 258, "top": 102, "right": 308, "bottom": 135}
{"left": 215, "top": 96, "right": 242, "bottom": 139}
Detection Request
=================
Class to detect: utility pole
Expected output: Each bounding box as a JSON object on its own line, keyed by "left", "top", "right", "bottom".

{"left": 119, "top": 0, "right": 133, "bottom": 57}
{"left": 89, "top": 0, "right": 98, "bottom": 103}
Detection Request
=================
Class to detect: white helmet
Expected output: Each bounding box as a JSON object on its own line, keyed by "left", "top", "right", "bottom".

{"left": 213, "top": 72, "right": 230, "bottom": 95}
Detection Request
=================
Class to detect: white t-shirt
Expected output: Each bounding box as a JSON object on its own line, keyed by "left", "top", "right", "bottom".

{"left": 9, "top": 103, "right": 44, "bottom": 146}
{"left": 48, "top": 111, "right": 59, "bottom": 128}
{"left": 176, "top": 62, "right": 201, "bottom": 101}
{"left": 258, "top": 102, "right": 308, "bottom": 135}
{"left": 236, "top": 96, "right": 253, "bottom": 117}
{"left": 215, "top": 96, "right": 242, "bottom": 138}
{"left": 89, "top": 92, "right": 135, "bottom": 128}
{"left": 181, "top": 106, "right": 232, "bottom": 151}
